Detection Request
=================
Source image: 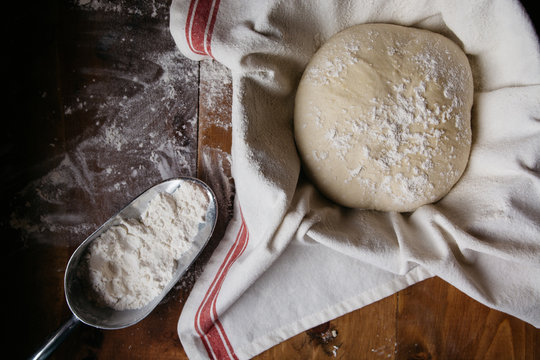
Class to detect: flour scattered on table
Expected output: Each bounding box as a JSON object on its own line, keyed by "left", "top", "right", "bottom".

{"left": 72, "top": 0, "right": 168, "bottom": 18}
{"left": 85, "top": 182, "right": 210, "bottom": 310}
{"left": 200, "top": 60, "right": 233, "bottom": 130}
{"left": 200, "top": 146, "right": 235, "bottom": 220}
{"left": 9, "top": 2, "right": 200, "bottom": 247}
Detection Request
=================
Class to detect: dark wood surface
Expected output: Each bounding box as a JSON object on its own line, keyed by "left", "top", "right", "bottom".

{"left": 5, "top": 1, "right": 539, "bottom": 359}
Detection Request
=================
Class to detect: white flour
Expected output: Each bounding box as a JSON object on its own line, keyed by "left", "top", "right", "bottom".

{"left": 86, "top": 182, "right": 210, "bottom": 310}
{"left": 74, "top": 0, "right": 166, "bottom": 17}
{"left": 201, "top": 60, "right": 233, "bottom": 122}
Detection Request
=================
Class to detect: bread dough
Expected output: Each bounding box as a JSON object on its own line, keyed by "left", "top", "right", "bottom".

{"left": 294, "top": 23, "right": 473, "bottom": 212}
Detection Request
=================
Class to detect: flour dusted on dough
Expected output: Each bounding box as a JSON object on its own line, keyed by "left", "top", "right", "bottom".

{"left": 86, "top": 181, "right": 209, "bottom": 310}
{"left": 294, "top": 23, "right": 474, "bottom": 212}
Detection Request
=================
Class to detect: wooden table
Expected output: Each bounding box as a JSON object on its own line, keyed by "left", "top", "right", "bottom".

{"left": 5, "top": 1, "right": 538, "bottom": 359}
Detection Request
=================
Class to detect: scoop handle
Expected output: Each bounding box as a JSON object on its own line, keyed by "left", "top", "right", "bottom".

{"left": 29, "top": 315, "right": 81, "bottom": 360}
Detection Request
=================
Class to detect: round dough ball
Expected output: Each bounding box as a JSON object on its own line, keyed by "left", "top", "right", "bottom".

{"left": 294, "top": 23, "right": 474, "bottom": 212}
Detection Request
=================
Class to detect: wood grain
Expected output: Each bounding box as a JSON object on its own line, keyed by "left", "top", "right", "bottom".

{"left": 396, "top": 277, "right": 539, "bottom": 360}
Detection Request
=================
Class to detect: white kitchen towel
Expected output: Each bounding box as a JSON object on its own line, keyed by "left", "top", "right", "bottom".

{"left": 170, "top": 0, "right": 540, "bottom": 359}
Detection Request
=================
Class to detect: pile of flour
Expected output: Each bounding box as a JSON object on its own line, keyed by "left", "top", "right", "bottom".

{"left": 85, "top": 181, "right": 209, "bottom": 310}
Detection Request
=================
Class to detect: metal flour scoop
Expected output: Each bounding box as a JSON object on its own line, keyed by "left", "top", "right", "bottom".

{"left": 30, "top": 177, "right": 217, "bottom": 360}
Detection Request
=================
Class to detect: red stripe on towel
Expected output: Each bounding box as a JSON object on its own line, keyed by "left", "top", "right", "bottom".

{"left": 185, "top": 0, "right": 221, "bottom": 57}
{"left": 194, "top": 212, "right": 249, "bottom": 359}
